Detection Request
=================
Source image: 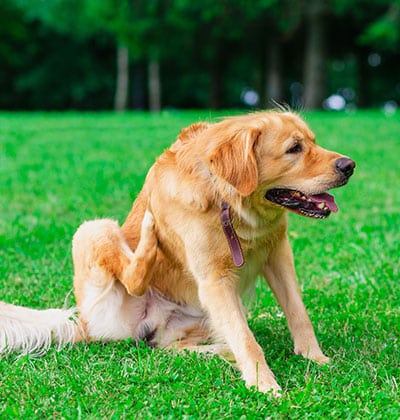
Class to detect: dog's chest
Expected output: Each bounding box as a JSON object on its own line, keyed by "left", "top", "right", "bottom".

{"left": 236, "top": 243, "right": 267, "bottom": 294}
{"left": 235, "top": 217, "right": 286, "bottom": 293}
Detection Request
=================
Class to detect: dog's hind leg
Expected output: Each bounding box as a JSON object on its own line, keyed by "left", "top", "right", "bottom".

{"left": 118, "top": 211, "right": 158, "bottom": 296}
{"left": 171, "top": 338, "right": 234, "bottom": 362}
{"left": 72, "top": 211, "right": 157, "bottom": 341}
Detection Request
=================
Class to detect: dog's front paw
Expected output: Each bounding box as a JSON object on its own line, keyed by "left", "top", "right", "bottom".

{"left": 246, "top": 377, "right": 282, "bottom": 397}
{"left": 294, "top": 345, "right": 330, "bottom": 365}
{"left": 243, "top": 365, "right": 282, "bottom": 397}
{"left": 313, "top": 354, "right": 330, "bottom": 365}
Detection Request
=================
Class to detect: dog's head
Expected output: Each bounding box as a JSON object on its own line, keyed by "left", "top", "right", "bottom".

{"left": 202, "top": 111, "right": 355, "bottom": 219}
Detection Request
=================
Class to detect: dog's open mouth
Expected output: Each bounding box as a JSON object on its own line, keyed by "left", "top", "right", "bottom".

{"left": 265, "top": 188, "right": 338, "bottom": 219}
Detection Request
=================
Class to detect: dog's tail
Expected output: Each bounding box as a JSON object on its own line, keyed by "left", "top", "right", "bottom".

{"left": 0, "top": 301, "right": 81, "bottom": 356}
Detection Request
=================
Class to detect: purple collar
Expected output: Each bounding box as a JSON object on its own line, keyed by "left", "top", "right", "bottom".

{"left": 220, "top": 201, "right": 245, "bottom": 267}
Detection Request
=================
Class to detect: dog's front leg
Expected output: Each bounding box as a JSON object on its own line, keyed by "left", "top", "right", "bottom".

{"left": 264, "top": 234, "right": 329, "bottom": 364}
{"left": 194, "top": 271, "right": 281, "bottom": 395}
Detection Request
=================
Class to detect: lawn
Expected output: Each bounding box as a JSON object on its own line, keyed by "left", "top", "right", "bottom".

{"left": 0, "top": 110, "right": 399, "bottom": 419}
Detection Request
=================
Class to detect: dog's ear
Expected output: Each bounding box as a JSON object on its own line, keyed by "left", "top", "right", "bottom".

{"left": 178, "top": 122, "right": 209, "bottom": 143}
{"left": 207, "top": 127, "right": 261, "bottom": 196}
{"left": 170, "top": 122, "right": 210, "bottom": 153}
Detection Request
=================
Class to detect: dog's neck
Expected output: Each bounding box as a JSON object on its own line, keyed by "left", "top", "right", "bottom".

{"left": 220, "top": 201, "right": 245, "bottom": 267}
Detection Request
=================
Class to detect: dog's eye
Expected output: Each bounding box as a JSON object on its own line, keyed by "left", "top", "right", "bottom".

{"left": 286, "top": 143, "right": 302, "bottom": 154}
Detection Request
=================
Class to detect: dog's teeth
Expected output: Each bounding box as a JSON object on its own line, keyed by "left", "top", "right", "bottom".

{"left": 317, "top": 202, "right": 326, "bottom": 209}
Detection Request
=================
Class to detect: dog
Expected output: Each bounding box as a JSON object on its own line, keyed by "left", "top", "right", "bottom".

{"left": 0, "top": 111, "right": 355, "bottom": 395}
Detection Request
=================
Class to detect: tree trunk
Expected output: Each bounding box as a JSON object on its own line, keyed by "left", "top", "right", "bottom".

{"left": 265, "top": 39, "right": 283, "bottom": 106}
{"left": 356, "top": 48, "right": 368, "bottom": 107}
{"left": 114, "top": 45, "right": 129, "bottom": 112}
{"left": 210, "top": 43, "right": 226, "bottom": 109}
{"left": 132, "top": 62, "right": 146, "bottom": 110}
{"left": 148, "top": 59, "right": 161, "bottom": 112}
{"left": 303, "top": 0, "right": 328, "bottom": 110}
{"left": 210, "top": 63, "right": 222, "bottom": 110}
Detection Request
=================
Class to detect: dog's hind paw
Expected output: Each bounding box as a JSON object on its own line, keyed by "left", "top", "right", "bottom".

{"left": 142, "top": 210, "right": 155, "bottom": 229}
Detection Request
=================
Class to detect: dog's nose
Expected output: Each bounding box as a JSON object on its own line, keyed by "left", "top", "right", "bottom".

{"left": 335, "top": 157, "right": 355, "bottom": 178}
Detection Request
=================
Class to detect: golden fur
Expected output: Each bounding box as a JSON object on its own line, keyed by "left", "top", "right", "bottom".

{"left": 73, "top": 111, "right": 354, "bottom": 394}
{"left": 1, "top": 111, "right": 354, "bottom": 395}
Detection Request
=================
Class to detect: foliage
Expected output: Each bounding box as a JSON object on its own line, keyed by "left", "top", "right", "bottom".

{"left": 0, "top": 110, "right": 399, "bottom": 417}
{"left": 0, "top": 0, "right": 399, "bottom": 109}
{"left": 359, "top": 2, "right": 400, "bottom": 51}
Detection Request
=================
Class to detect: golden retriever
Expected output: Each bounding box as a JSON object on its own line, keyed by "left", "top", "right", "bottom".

{"left": 0, "top": 111, "right": 355, "bottom": 395}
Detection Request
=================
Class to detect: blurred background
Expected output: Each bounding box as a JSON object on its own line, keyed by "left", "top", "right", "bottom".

{"left": 1, "top": 0, "right": 399, "bottom": 111}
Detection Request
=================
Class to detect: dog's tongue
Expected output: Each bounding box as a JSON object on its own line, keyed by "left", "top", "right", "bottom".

{"left": 312, "top": 193, "right": 338, "bottom": 212}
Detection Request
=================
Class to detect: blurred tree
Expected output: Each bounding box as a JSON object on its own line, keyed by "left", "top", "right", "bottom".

{"left": 330, "top": 0, "right": 400, "bottom": 107}
{"left": 303, "top": 0, "right": 330, "bottom": 109}
{"left": 359, "top": 1, "right": 400, "bottom": 51}
{"left": 166, "top": 0, "right": 302, "bottom": 108}
{"left": 83, "top": 0, "right": 136, "bottom": 111}
{"left": 0, "top": 0, "right": 115, "bottom": 109}
{"left": 0, "top": 0, "right": 28, "bottom": 108}
{"left": 250, "top": 0, "right": 302, "bottom": 106}
{"left": 1, "top": 0, "right": 399, "bottom": 110}
{"left": 166, "top": 0, "right": 246, "bottom": 109}
{"left": 357, "top": 1, "right": 400, "bottom": 105}
{"left": 12, "top": 0, "right": 167, "bottom": 111}
{"left": 83, "top": 0, "right": 164, "bottom": 111}
{"left": 114, "top": 45, "right": 129, "bottom": 111}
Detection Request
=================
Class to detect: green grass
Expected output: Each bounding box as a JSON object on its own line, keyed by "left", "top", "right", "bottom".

{"left": 0, "top": 110, "right": 399, "bottom": 418}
